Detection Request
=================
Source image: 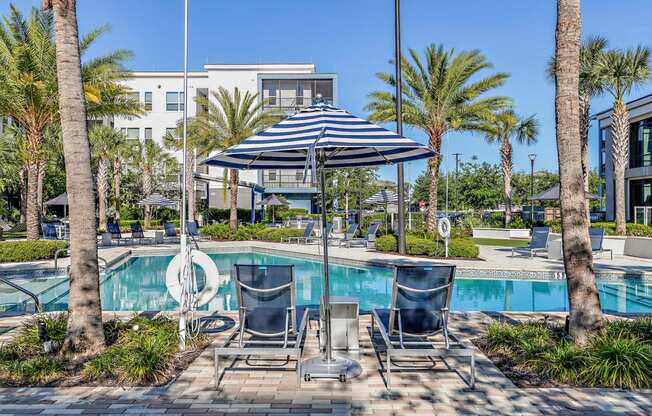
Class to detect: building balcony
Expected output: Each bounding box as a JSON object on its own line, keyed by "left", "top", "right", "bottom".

{"left": 263, "top": 96, "right": 334, "bottom": 112}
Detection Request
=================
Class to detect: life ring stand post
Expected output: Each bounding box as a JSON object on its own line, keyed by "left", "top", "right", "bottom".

{"left": 437, "top": 217, "right": 451, "bottom": 258}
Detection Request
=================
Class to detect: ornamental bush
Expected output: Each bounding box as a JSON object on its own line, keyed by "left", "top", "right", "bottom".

{"left": 373, "top": 234, "right": 479, "bottom": 258}
{"left": 375, "top": 234, "right": 397, "bottom": 252}
{"left": 0, "top": 240, "right": 68, "bottom": 263}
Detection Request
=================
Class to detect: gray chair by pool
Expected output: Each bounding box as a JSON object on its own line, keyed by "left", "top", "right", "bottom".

{"left": 346, "top": 222, "right": 381, "bottom": 248}
{"left": 107, "top": 223, "right": 133, "bottom": 245}
{"left": 589, "top": 227, "right": 613, "bottom": 260}
{"left": 129, "top": 222, "right": 153, "bottom": 245}
{"left": 163, "top": 223, "right": 180, "bottom": 243}
{"left": 334, "top": 223, "right": 359, "bottom": 247}
{"left": 282, "top": 222, "right": 315, "bottom": 244}
{"left": 303, "top": 223, "right": 333, "bottom": 245}
{"left": 511, "top": 226, "right": 550, "bottom": 257}
{"left": 214, "top": 264, "right": 309, "bottom": 389}
{"left": 372, "top": 264, "right": 475, "bottom": 391}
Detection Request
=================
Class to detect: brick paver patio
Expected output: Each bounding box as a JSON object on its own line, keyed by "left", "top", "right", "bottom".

{"left": 0, "top": 312, "right": 650, "bottom": 415}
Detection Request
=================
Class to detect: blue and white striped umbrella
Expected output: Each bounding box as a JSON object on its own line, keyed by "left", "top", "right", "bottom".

{"left": 204, "top": 102, "right": 434, "bottom": 170}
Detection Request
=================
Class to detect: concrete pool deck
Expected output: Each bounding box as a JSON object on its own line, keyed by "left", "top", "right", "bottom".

{"left": 4, "top": 239, "right": 652, "bottom": 280}
{"left": 0, "top": 312, "right": 650, "bottom": 415}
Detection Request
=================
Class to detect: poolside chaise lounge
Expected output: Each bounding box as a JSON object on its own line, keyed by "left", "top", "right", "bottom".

{"left": 282, "top": 222, "right": 315, "bottom": 244}
{"left": 303, "top": 223, "right": 333, "bottom": 245}
{"left": 129, "top": 222, "right": 153, "bottom": 245}
{"left": 214, "top": 264, "right": 309, "bottom": 389}
{"left": 372, "top": 264, "right": 475, "bottom": 391}
{"left": 511, "top": 226, "right": 550, "bottom": 257}
{"left": 589, "top": 227, "right": 613, "bottom": 260}
{"left": 345, "top": 222, "right": 381, "bottom": 248}
{"left": 41, "top": 222, "right": 59, "bottom": 240}
{"left": 163, "top": 222, "right": 181, "bottom": 243}
{"left": 107, "top": 223, "right": 133, "bottom": 245}
{"left": 334, "top": 223, "right": 359, "bottom": 247}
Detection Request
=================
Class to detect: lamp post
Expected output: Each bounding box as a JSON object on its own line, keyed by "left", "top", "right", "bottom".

{"left": 394, "top": 0, "right": 406, "bottom": 254}
{"left": 528, "top": 153, "right": 536, "bottom": 222}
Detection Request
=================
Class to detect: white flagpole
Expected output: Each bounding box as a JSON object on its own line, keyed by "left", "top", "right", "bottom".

{"left": 179, "top": 0, "right": 190, "bottom": 350}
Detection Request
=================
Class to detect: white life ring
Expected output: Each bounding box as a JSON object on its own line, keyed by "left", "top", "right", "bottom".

{"left": 438, "top": 217, "right": 451, "bottom": 239}
{"left": 166, "top": 250, "right": 220, "bottom": 307}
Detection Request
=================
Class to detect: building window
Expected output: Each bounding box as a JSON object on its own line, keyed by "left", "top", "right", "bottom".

{"left": 262, "top": 80, "right": 278, "bottom": 106}
{"left": 166, "top": 92, "right": 184, "bottom": 111}
{"left": 295, "top": 171, "right": 304, "bottom": 181}
{"left": 268, "top": 171, "right": 277, "bottom": 181}
{"left": 165, "top": 127, "right": 177, "bottom": 138}
{"left": 126, "top": 128, "right": 139, "bottom": 139}
{"left": 196, "top": 88, "right": 208, "bottom": 114}
{"left": 261, "top": 78, "right": 333, "bottom": 109}
{"left": 129, "top": 91, "right": 139, "bottom": 102}
{"left": 144, "top": 128, "right": 152, "bottom": 139}
{"left": 144, "top": 92, "right": 152, "bottom": 111}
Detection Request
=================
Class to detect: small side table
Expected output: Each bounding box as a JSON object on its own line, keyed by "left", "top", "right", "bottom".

{"left": 320, "top": 296, "right": 359, "bottom": 351}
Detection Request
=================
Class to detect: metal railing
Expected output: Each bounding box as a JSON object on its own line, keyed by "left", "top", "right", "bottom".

{"left": 0, "top": 277, "right": 41, "bottom": 312}
{"left": 263, "top": 96, "right": 334, "bottom": 111}
{"left": 262, "top": 173, "right": 316, "bottom": 188}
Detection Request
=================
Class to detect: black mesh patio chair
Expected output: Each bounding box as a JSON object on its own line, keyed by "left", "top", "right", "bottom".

{"left": 511, "top": 226, "right": 550, "bottom": 257}
{"left": 214, "top": 264, "right": 309, "bottom": 390}
{"left": 333, "top": 223, "right": 358, "bottom": 246}
{"left": 372, "top": 264, "right": 475, "bottom": 391}
{"left": 304, "top": 223, "right": 333, "bottom": 244}
{"left": 282, "top": 222, "right": 315, "bottom": 244}
{"left": 129, "top": 222, "right": 153, "bottom": 244}
{"left": 163, "top": 222, "right": 180, "bottom": 243}
{"left": 107, "top": 223, "right": 132, "bottom": 245}
{"left": 346, "top": 222, "right": 381, "bottom": 248}
{"left": 589, "top": 227, "right": 613, "bottom": 260}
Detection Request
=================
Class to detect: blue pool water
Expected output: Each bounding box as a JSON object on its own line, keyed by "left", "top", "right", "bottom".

{"left": 39, "top": 252, "right": 652, "bottom": 313}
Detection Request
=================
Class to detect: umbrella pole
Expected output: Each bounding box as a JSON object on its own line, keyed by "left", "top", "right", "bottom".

{"left": 320, "top": 165, "right": 333, "bottom": 363}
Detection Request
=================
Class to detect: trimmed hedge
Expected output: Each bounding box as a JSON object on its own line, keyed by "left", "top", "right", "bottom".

{"left": 0, "top": 240, "right": 68, "bottom": 263}
{"left": 375, "top": 234, "right": 479, "bottom": 258}
{"left": 200, "top": 223, "right": 304, "bottom": 242}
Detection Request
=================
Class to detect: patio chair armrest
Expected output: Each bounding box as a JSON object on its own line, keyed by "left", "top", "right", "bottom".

{"left": 372, "top": 309, "right": 393, "bottom": 348}
{"left": 295, "top": 308, "right": 310, "bottom": 346}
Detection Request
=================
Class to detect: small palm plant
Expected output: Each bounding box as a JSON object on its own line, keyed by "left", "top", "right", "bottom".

{"left": 479, "top": 110, "right": 538, "bottom": 226}
{"left": 595, "top": 46, "right": 651, "bottom": 235}
{"left": 366, "top": 44, "right": 511, "bottom": 232}
{"left": 89, "top": 125, "right": 126, "bottom": 231}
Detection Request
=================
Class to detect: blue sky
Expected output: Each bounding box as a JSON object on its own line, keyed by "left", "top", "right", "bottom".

{"left": 11, "top": 0, "right": 652, "bottom": 184}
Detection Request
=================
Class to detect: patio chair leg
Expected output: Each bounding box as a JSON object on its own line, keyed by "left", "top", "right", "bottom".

{"left": 470, "top": 351, "right": 476, "bottom": 389}
{"left": 386, "top": 352, "right": 391, "bottom": 391}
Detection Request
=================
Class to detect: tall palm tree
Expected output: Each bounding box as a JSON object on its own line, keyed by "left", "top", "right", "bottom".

{"left": 555, "top": 0, "right": 603, "bottom": 345}
{"left": 45, "top": 0, "right": 105, "bottom": 354}
{"left": 548, "top": 36, "right": 608, "bottom": 213}
{"left": 595, "top": 46, "right": 651, "bottom": 234}
{"left": 479, "top": 110, "right": 538, "bottom": 226}
{"left": 170, "top": 87, "right": 277, "bottom": 231}
{"left": 366, "top": 44, "right": 511, "bottom": 232}
{"left": 136, "top": 138, "right": 171, "bottom": 228}
{"left": 0, "top": 4, "right": 141, "bottom": 239}
{"left": 90, "top": 125, "right": 125, "bottom": 231}
{"left": 111, "top": 139, "right": 137, "bottom": 221}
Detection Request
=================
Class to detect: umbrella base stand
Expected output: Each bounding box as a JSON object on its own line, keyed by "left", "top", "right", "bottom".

{"left": 301, "top": 355, "right": 362, "bottom": 382}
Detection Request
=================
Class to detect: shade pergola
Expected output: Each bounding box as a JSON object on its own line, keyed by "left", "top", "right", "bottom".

{"left": 205, "top": 101, "right": 434, "bottom": 380}
{"left": 44, "top": 193, "right": 68, "bottom": 217}
{"left": 257, "top": 194, "right": 289, "bottom": 222}
{"left": 137, "top": 193, "right": 177, "bottom": 207}
{"left": 527, "top": 184, "right": 598, "bottom": 201}
{"left": 364, "top": 189, "right": 398, "bottom": 205}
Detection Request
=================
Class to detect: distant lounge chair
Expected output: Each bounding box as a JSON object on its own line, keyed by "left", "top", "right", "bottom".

{"left": 214, "top": 264, "right": 309, "bottom": 389}
{"left": 304, "top": 223, "right": 333, "bottom": 245}
{"left": 186, "top": 220, "right": 200, "bottom": 237}
{"left": 346, "top": 222, "right": 381, "bottom": 248}
{"left": 130, "top": 222, "right": 153, "bottom": 244}
{"left": 511, "top": 226, "right": 550, "bottom": 257}
{"left": 41, "top": 222, "right": 59, "bottom": 240}
{"left": 372, "top": 264, "right": 475, "bottom": 391}
{"left": 163, "top": 222, "right": 180, "bottom": 243}
{"left": 107, "top": 223, "right": 132, "bottom": 245}
{"left": 282, "top": 222, "right": 315, "bottom": 244}
{"left": 334, "top": 223, "right": 359, "bottom": 246}
{"left": 590, "top": 227, "right": 613, "bottom": 260}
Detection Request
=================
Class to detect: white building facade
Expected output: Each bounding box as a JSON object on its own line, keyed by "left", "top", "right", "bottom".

{"left": 594, "top": 93, "right": 652, "bottom": 225}
{"left": 112, "top": 64, "right": 337, "bottom": 214}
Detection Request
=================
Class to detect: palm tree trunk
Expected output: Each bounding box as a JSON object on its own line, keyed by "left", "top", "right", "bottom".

{"left": 426, "top": 130, "right": 443, "bottom": 234}
{"left": 500, "top": 138, "right": 513, "bottom": 227}
{"left": 229, "top": 168, "right": 239, "bottom": 231}
{"left": 579, "top": 90, "right": 591, "bottom": 220}
{"left": 19, "top": 167, "right": 27, "bottom": 224}
{"left": 611, "top": 99, "right": 629, "bottom": 235}
{"left": 113, "top": 157, "right": 121, "bottom": 221}
{"left": 143, "top": 167, "right": 152, "bottom": 228}
{"left": 97, "top": 156, "right": 109, "bottom": 231}
{"left": 49, "top": 0, "right": 106, "bottom": 354}
{"left": 25, "top": 159, "right": 40, "bottom": 240}
{"left": 37, "top": 160, "right": 45, "bottom": 217}
{"left": 555, "top": 0, "right": 603, "bottom": 346}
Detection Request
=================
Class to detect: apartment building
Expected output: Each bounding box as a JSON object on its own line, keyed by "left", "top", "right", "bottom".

{"left": 594, "top": 93, "right": 652, "bottom": 225}
{"left": 112, "top": 63, "right": 337, "bottom": 213}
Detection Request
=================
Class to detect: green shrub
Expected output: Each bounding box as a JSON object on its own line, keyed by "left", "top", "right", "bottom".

{"left": 581, "top": 334, "right": 652, "bottom": 389}
{"left": 1, "top": 356, "right": 61, "bottom": 384}
{"left": 375, "top": 235, "right": 397, "bottom": 252}
{"left": 406, "top": 235, "right": 437, "bottom": 256}
{"left": 446, "top": 238, "right": 480, "bottom": 258}
{"left": 481, "top": 322, "right": 522, "bottom": 354}
{"left": 529, "top": 342, "right": 585, "bottom": 383}
{"left": 200, "top": 223, "right": 232, "bottom": 240}
{"left": 11, "top": 314, "right": 67, "bottom": 356}
{"left": 606, "top": 318, "right": 652, "bottom": 342}
{"left": 255, "top": 227, "right": 304, "bottom": 242}
{"left": 0, "top": 240, "right": 68, "bottom": 263}
{"left": 204, "top": 208, "right": 262, "bottom": 224}
{"left": 589, "top": 221, "right": 652, "bottom": 237}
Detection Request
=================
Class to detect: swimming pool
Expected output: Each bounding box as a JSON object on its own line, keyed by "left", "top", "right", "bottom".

{"left": 15, "top": 252, "right": 652, "bottom": 314}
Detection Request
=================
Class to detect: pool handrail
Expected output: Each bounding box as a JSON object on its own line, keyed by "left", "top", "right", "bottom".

{"left": 0, "top": 276, "right": 42, "bottom": 313}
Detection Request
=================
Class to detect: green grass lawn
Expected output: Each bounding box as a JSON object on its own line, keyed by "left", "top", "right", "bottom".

{"left": 472, "top": 238, "right": 530, "bottom": 248}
